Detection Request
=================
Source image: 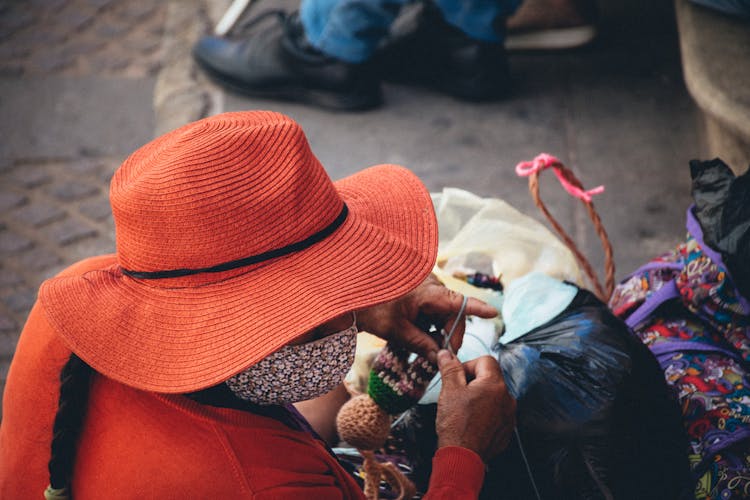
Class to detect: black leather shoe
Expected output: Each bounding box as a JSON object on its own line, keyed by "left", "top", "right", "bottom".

{"left": 193, "top": 11, "right": 382, "bottom": 111}
{"left": 375, "top": 2, "right": 511, "bottom": 101}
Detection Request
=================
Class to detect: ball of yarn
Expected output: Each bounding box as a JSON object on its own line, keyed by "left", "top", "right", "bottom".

{"left": 336, "top": 394, "right": 391, "bottom": 451}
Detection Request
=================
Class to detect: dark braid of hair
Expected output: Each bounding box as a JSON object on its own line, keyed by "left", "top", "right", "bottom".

{"left": 46, "top": 353, "right": 93, "bottom": 499}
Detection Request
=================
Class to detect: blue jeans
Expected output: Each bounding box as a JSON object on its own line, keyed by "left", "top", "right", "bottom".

{"left": 300, "top": 0, "right": 521, "bottom": 63}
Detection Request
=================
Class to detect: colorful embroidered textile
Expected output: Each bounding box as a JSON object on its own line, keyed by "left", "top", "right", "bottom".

{"left": 610, "top": 210, "right": 750, "bottom": 499}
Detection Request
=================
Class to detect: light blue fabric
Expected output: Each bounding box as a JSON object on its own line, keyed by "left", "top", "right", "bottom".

{"left": 299, "top": 0, "right": 521, "bottom": 63}
{"left": 499, "top": 272, "right": 578, "bottom": 344}
{"left": 418, "top": 316, "right": 500, "bottom": 404}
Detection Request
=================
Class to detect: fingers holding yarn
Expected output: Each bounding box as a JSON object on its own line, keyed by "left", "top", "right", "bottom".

{"left": 390, "top": 320, "right": 441, "bottom": 363}
{"left": 429, "top": 290, "right": 497, "bottom": 355}
{"left": 421, "top": 285, "right": 497, "bottom": 321}
{"left": 355, "top": 274, "right": 498, "bottom": 363}
{"left": 462, "top": 295, "right": 498, "bottom": 319}
{"left": 462, "top": 355, "right": 504, "bottom": 384}
{"left": 436, "top": 350, "right": 467, "bottom": 389}
{"left": 435, "top": 354, "right": 517, "bottom": 462}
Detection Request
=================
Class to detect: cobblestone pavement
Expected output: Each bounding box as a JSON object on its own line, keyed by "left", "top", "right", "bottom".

{"left": 0, "top": 158, "right": 118, "bottom": 332}
{"left": 0, "top": 0, "right": 166, "bottom": 78}
{"left": 0, "top": 0, "right": 168, "bottom": 398}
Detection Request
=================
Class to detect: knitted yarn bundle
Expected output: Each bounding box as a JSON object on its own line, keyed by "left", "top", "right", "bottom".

{"left": 336, "top": 343, "right": 438, "bottom": 499}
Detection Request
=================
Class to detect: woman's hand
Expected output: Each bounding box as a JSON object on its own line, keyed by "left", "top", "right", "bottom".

{"left": 435, "top": 350, "right": 516, "bottom": 461}
{"left": 356, "top": 274, "right": 498, "bottom": 363}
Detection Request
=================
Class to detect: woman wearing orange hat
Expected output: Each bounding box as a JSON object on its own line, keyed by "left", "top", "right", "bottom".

{"left": 0, "top": 111, "right": 515, "bottom": 499}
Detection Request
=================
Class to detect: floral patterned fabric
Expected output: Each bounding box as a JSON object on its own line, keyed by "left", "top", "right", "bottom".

{"left": 226, "top": 320, "right": 358, "bottom": 405}
{"left": 610, "top": 214, "right": 750, "bottom": 499}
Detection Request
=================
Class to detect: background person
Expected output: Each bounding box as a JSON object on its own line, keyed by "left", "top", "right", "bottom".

{"left": 193, "top": 0, "right": 596, "bottom": 110}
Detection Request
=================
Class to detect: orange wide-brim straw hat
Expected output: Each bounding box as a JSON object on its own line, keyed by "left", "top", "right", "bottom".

{"left": 39, "top": 111, "right": 438, "bottom": 394}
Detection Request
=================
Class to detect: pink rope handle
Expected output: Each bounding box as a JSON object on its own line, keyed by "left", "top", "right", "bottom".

{"left": 514, "top": 152, "right": 616, "bottom": 301}
{"left": 515, "top": 153, "right": 604, "bottom": 202}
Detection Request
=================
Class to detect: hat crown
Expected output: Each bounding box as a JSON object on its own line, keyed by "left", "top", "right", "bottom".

{"left": 111, "top": 111, "right": 343, "bottom": 275}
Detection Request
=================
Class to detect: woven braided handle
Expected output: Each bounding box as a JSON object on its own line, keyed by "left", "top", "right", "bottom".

{"left": 516, "top": 153, "right": 615, "bottom": 301}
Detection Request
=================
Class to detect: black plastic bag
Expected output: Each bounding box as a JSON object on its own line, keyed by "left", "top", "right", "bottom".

{"left": 485, "top": 288, "right": 691, "bottom": 499}
{"left": 690, "top": 158, "right": 750, "bottom": 299}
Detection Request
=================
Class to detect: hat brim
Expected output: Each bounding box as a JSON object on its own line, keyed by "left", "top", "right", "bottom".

{"left": 40, "top": 165, "right": 438, "bottom": 393}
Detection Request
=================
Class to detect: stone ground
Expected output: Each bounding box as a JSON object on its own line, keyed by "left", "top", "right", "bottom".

{"left": 0, "top": 1, "right": 165, "bottom": 77}
{"left": 0, "top": 0, "right": 713, "bottom": 412}
{"left": 0, "top": 0, "right": 169, "bottom": 409}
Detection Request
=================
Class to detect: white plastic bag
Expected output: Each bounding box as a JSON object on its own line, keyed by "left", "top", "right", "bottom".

{"left": 432, "top": 188, "right": 583, "bottom": 292}
{"left": 349, "top": 188, "right": 583, "bottom": 395}
{"left": 417, "top": 189, "right": 584, "bottom": 403}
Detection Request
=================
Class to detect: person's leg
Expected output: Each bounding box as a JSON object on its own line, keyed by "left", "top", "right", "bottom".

{"left": 300, "top": 0, "right": 410, "bottom": 63}
{"left": 193, "top": 0, "right": 521, "bottom": 108}
{"left": 434, "top": 0, "right": 522, "bottom": 43}
{"left": 192, "top": 6, "right": 384, "bottom": 111}
{"left": 375, "top": 0, "right": 520, "bottom": 101}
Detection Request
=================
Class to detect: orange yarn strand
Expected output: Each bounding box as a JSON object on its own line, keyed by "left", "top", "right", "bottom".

{"left": 361, "top": 451, "right": 381, "bottom": 500}
{"left": 361, "top": 450, "right": 416, "bottom": 500}
{"left": 337, "top": 395, "right": 418, "bottom": 499}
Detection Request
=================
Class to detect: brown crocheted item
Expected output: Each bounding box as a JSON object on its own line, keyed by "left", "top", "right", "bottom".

{"left": 336, "top": 394, "right": 391, "bottom": 451}
{"left": 336, "top": 339, "right": 440, "bottom": 499}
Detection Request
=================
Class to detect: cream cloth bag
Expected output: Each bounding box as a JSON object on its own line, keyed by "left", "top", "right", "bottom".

{"left": 431, "top": 187, "right": 582, "bottom": 297}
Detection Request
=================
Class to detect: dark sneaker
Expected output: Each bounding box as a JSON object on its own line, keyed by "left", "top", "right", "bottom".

{"left": 375, "top": 2, "right": 511, "bottom": 101}
{"left": 193, "top": 11, "right": 383, "bottom": 111}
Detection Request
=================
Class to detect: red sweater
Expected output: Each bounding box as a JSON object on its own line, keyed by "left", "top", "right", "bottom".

{"left": 0, "top": 256, "right": 485, "bottom": 499}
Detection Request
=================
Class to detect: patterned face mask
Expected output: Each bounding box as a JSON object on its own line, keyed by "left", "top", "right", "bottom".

{"left": 226, "top": 314, "right": 358, "bottom": 405}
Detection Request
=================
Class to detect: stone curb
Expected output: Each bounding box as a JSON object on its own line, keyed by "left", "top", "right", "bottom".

{"left": 675, "top": 0, "right": 750, "bottom": 171}
{"left": 153, "top": 0, "right": 229, "bottom": 137}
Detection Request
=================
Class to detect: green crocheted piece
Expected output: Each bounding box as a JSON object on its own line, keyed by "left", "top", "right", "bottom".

{"left": 366, "top": 343, "right": 438, "bottom": 415}
{"left": 367, "top": 370, "right": 414, "bottom": 414}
